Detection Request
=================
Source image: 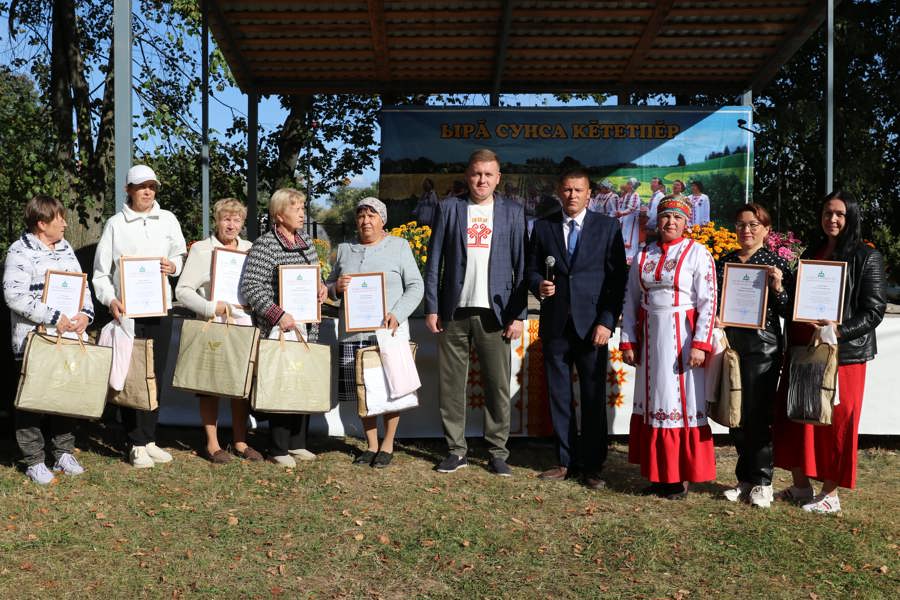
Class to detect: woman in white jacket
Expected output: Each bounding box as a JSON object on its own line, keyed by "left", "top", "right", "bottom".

{"left": 92, "top": 165, "right": 186, "bottom": 468}
{"left": 175, "top": 198, "right": 261, "bottom": 464}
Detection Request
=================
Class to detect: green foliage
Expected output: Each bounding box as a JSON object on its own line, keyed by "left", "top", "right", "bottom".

{"left": 313, "top": 183, "right": 379, "bottom": 244}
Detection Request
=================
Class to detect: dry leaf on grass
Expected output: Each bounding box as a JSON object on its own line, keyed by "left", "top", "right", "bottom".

{"left": 378, "top": 534, "right": 390, "bottom": 545}
{"left": 227, "top": 515, "right": 239, "bottom": 526}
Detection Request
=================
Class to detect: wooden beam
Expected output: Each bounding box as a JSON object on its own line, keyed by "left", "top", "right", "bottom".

{"left": 750, "top": 0, "right": 843, "bottom": 93}
{"left": 206, "top": 0, "right": 255, "bottom": 91}
{"left": 367, "top": 0, "right": 390, "bottom": 81}
{"left": 620, "top": 0, "right": 674, "bottom": 84}
{"left": 491, "top": 0, "right": 515, "bottom": 98}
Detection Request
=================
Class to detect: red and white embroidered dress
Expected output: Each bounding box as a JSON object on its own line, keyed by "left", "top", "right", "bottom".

{"left": 615, "top": 192, "right": 641, "bottom": 264}
{"left": 620, "top": 237, "right": 717, "bottom": 483}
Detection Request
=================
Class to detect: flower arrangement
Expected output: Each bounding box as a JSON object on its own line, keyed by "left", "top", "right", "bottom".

{"left": 685, "top": 222, "right": 740, "bottom": 261}
{"left": 389, "top": 221, "right": 431, "bottom": 276}
{"left": 765, "top": 230, "right": 805, "bottom": 269}
{"left": 312, "top": 238, "right": 332, "bottom": 280}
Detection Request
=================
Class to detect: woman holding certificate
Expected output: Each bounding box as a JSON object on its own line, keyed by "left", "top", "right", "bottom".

{"left": 326, "top": 197, "right": 424, "bottom": 468}
{"left": 620, "top": 197, "right": 718, "bottom": 500}
{"left": 175, "top": 198, "right": 262, "bottom": 464}
{"left": 240, "top": 188, "right": 326, "bottom": 467}
{"left": 773, "top": 191, "right": 886, "bottom": 514}
{"left": 4, "top": 196, "right": 95, "bottom": 484}
{"left": 715, "top": 203, "right": 793, "bottom": 508}
{"left": 92, "top": 165, "right": 187, "bottom": 469}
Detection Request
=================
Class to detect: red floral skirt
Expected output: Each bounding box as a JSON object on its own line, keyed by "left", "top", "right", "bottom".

{"left": 628, "top": 415, "right": 716, "bottom": 483}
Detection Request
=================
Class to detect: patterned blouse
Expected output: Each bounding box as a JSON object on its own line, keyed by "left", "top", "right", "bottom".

{"left": 715, "top": 246, "right": 793, "bottom": 332}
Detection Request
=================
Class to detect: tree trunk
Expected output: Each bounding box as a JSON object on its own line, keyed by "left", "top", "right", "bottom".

{"left": 272, "top": 94, "right": 314, "bottom": 189}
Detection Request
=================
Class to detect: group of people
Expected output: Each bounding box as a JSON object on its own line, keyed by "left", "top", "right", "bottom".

{"left": 4, "top": 151, "right": 886, "bottom": 517}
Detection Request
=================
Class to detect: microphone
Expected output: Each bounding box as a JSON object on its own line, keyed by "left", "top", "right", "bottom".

{"left": 545, "top": 255, "right": 555, "bottom": 282}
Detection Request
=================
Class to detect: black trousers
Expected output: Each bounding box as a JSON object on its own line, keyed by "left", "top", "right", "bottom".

{"left": 120, "top": 316, "right": 167, "bottom": 447}
{"left": 256, "top": 412, "right": 309, "bottom": 457}
{"left": 726, "top": 327, "right": 782, "bottom": 486}
{"left": 543, "top": 319, "right": 609, "bottom": 471}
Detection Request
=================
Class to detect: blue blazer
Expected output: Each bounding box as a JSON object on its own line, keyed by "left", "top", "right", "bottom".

{"left": 526, "top": 210, "right": 627, "bottom": 340}
{"left": 424, "top": 193, "right": 527, "bottom": 326}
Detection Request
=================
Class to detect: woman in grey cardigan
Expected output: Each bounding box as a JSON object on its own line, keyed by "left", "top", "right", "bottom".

{"left": 326, "top": 197, "right": 424, "bottom": 468}
{"left": 240, "top": 188, "right": 326, "bottom": 467}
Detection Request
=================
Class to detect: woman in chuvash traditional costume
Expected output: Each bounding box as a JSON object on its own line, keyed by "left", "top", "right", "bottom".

{"left": 620, "top": 196, "right": 717, "bottom": 500}
{"left": 614, "top": 177, "right": 642, "bottom": 264}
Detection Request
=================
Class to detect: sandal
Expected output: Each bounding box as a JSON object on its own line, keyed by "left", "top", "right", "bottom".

{"left": 232, "top": 445, "right": 264, "bottom": 462}
{"left": 353, "top": 450, "right": 377, "bottom": 466}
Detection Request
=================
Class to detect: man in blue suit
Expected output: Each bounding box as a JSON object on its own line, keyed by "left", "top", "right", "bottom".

{"left": 424, "top": 149, "right": 527, "bottom": 476}
{"left": 526, "top": 169, "right": 627, "bottom": 489}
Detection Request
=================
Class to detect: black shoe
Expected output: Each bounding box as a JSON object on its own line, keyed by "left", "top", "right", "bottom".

{"left": 435, "top": 454, "right": 467, "bottom": 473}
{"left": 372, "top": 451, "right": 393, "bottom": 469}
{"left": 664, "top": 482, "right": 688, "bottom": 500}
{"left": 487, "top": 457, "right": 512, "bottom": 477}
{"left": 639, "top": 482, "right": 666, "bottom": 496}
{"left": 353, "top": 450, "right": 377, "bottom": 466}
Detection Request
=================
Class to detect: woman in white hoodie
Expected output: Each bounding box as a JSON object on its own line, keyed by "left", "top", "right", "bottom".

{"left": 92, "top": 165, "right": 187, "bottom": 468}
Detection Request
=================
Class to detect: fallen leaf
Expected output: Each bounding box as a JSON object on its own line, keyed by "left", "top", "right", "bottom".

{"left": 277, "top": 564, "right": 285, "bottom": 576}
{"left": 270, "top": 587, "right": 284, "bottom": 596}
{"left": 341, "top": 509, "right": 352, "bottom": 517}
{"left": 877, "top": 565, "right": 889, "bottom": 574}
{"left": 227, "top": 516, "right": 239, "bottom": 526}
{"left": 353, "top": 533, "right": 364, "bottom": 541}
{"left": 95, "top": 513, "right": 106, "bottom": 520}
{"left": 510, "top": 517, "right": 525, "bottom": 526}
{"left": 378, "top": 534, "right": 390, "bottom": 545}
{"left": 20, "top": 562, "right": 34, "bottom": 571}
{"left": 421, "top": 539, "right": 435, "bottom": 548}
{"left": 461, "top": 539, "right": 471, "bottom": 547}
{"left": 354, "top": 519, "right": 364, "bottom": 526}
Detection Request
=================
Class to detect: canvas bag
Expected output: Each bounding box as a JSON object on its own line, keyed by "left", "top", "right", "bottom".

{"left": 15, "top": 331, "right": 113, "bottom": 419}
{"left": 252, "top": 328, "right": 332, "bottom": 413}
{"left": 786, "top": 333, "right": 838, "bottom": 426}
{"left": 172, "top": 308, "right": 260, "bottom": 398}
{"left": 706, "top": 330, "right": 742, "bottom": 428}
{"left": 108, "top": 338, "right": 157, "bottom": 411}
{"left": 355, "top": 344, "right": 420, "bottom": 418}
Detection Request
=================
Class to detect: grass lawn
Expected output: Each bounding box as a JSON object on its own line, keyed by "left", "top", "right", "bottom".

{"left": 0, "top": 424, "right": 897, "bottom": 599}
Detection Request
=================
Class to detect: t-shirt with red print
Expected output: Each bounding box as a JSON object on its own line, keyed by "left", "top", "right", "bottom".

{"left": 459, "top": 200, "right": 494, "bottom": 309}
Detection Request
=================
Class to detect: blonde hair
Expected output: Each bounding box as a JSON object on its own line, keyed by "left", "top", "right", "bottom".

{"left": 213, "top": 198, "right": 247, "bottom": 223}
{"left": 467, "top": 149, "right": 500, "bottom": 169}
{"left": 269, "top": 188, "right": 306, "bottom": 222}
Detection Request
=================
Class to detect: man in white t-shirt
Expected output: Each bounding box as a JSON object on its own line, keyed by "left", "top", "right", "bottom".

{"left": 424, "top": 149, "right": 527, "bottom": 477}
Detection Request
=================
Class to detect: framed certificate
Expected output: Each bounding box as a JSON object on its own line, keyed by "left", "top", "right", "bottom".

{"left": 119, "top": 257, "right": 168, "bottom": 318}
{"left": 793, "top": 259, "right": 847, "bottom": 324}
{"left": 278, "top": 265, "right": 321, "bottom": 324}
{"left": 719, "top": 263, "right": 769, "bottom": 329}
{"left": 343, "top": 272, "right": 387, "bottom": 333}
{"left": 41, "top": 270, "right": 87, "bottom": 318}
{"left": 210, "top": 248, "right": 249, "bottom": 307}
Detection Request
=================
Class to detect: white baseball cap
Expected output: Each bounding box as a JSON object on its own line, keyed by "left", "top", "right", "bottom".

{"left": 126, "top": 165, "right": 160, "bottom": 188}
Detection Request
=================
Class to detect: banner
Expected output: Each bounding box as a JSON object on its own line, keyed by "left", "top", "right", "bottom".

{"left": 379, "top": 106, "right": 753, "bottom": 228}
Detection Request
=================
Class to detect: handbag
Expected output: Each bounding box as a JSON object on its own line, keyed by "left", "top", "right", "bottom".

{"left": 15, "top": 331, "right": 113, "bottom": 419}
{"left": 374, "top": 328, "right": 421, "bottom": 398}
{"left": 707, "top": 331, "right": 742, "bottom": 428}
{"left": 172, "top": 309, "right": 260, "bottom": 399}
{"left": 108, "top": 338, "right": 158, "bottom": 411}
{"left": 355, "top": 344, "right": 420, "bottom": 417}
{"left": 786, "top": 339, "right": 838, "bottom": 425}
{"left": 251, "top": 330, "right": 332, "bottom": 413}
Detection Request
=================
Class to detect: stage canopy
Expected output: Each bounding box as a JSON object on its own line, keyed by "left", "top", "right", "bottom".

{"left": 205, "top": 0, "right": 834, "bottom": 97}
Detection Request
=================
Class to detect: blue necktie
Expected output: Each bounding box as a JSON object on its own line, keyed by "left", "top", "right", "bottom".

{"left": 567, "top": 219, "right": 579, "bottom": 259}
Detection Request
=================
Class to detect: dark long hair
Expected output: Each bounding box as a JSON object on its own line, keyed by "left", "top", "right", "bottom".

{"left": 819, "top": 190, "right": 862, "bottom": 260}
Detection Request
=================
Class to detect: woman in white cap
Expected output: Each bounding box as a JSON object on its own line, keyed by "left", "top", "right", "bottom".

{"left": 92, "top": 164, "right": 187, "bottom": 468}
{"left": 326, "top": 197, "right": 423, "bottom": 468}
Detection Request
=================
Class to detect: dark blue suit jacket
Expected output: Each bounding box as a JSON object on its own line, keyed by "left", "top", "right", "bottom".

{"left": 526, "top": 210, "right": 627, "bottom": 340}
{"left": 424, "top": 193, "right": 527, "bottom": 326}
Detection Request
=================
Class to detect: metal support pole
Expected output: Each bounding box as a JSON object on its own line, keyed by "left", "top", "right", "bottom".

{"left": 201, "top": 0, "right": 210, "bottom": 238}
{"left": 826, "top": 0, "right": 834, "bottom": 191}
{"left": 113, "top": 0, "right": 132, "bottom": 211}
{"left": 742, "top": 90, "right": 753, "bottom": 204}
{"left": 247, "top": 91, "right": 259, "bottom": 240}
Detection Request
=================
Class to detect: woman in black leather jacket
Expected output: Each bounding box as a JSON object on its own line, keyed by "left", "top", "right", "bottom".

{"left": 773, "top": 191, "right": 886, "bottom": 514}
{"left": 716, "top": 203, "right": 793, "bottom": 509}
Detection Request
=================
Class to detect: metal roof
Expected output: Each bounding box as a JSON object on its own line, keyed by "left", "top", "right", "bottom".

{"left": 207, "top": 1, "right": 833, "bottom": 96}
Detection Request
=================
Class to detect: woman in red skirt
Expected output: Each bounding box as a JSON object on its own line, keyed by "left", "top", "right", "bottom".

{"left": 773, "top": 191, "right": 886, "bottom": 513}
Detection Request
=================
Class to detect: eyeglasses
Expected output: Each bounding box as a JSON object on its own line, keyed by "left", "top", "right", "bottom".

{"left": 734, "top": 222, "right": 762, "bottom": 231}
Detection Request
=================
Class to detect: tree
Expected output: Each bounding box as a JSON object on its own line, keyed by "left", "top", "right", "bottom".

{"left": 313, "top": 183, "right": 380, "bottom": 244}
{"left": 676, "top": 153, "right": 686, "bottom": 167}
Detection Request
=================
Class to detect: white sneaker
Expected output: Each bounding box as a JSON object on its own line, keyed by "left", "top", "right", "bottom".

{"left": 802, "top": 493, "right": 841, "bottom": 514}
{"left": 53, "top": 453, "right": 85, "bottom": 476}
{"left": 25, "top": 463, "right": 55, "bottom": 485}
{"left": 268, "top": 454, "right": 296, "bottom": 468}
{"left": 288, "top": 448, "right": 316, "bottom": 461}
{"left": 749, "top": 485, "right": 774, "bottom": 508}
{"left": 145, "top": 442, "right": 173, "bottom": 464}
{"left": 775, "top": 485, "right": 814, "bottom": 505}
{"left": 130, "top": 446, "right": 154, "bottom": 469}
{"left": 723, "top": 481, "right": 752, "bottom": 502}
